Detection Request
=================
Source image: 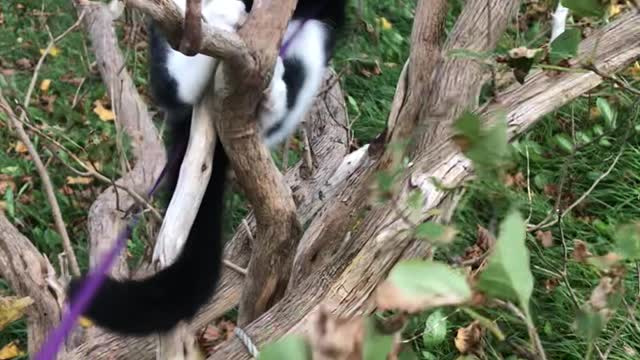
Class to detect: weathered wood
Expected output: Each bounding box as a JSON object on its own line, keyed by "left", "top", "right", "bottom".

{"left": 213, "top": 0, "right": 302, "bottom": 325}
{"left": 205, "top": 9, "right": 640, "bottom": 360}
{"left": 77, "top": 2, "right": 165, "bottom": 279}
{"left": 0, "top": 213, "right": 64, "bottom": 356}
{"left": 64, "top": 72, "right": 350, "bottom": 359}
{"left": 126, "top": 0, "right": 251, "bottom": 67}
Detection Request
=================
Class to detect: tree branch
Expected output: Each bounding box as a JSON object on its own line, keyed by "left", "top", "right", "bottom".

{"left": 0, "top": 213, "right": 64, "bottom": 356}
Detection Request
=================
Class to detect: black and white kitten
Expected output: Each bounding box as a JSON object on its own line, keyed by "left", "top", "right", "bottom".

{"left": 68, "top": 0, "right": 346, "bottom": 335}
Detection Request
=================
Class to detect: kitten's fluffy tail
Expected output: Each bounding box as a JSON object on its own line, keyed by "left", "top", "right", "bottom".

{"left": 68, "top": 116, "right": 227, "bottom": 335}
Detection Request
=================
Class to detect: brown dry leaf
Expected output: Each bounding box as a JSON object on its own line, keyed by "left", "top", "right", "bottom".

{"left": 454, "top": 321, "right": 483, "bottom": 355}
{"left": 39, "top": 79, "right": 52, "bottom": 92}
{"left": 545, "top": 278, "right": 560, "bottom": 293}
{"left": 65, "top": 176, "right": 93, "bottom": 185}
{"left": 476, "top": 225, "right": 495, "bottom": 251}
{"left": 60, "top": 73, "right": 84, "bottom": 86}
{"left": 536, "top": 230, "right": 554, "bottom": 248}
{"left": 13, "top": 141, "right": 27, "bottom": 154}
{"left": 307, "top": 306, "right": 364, "bottom": 360}
{"left": 0, "top": 296, "right": 33, "bottom": 332}
{"left": 198, "top": 320, "right": 236, "bottom": 355}
{"left": 543, "top": 183, "right": 558, "bottom": 197}
{"left": 93, "top": 100, "right": 115, "bottom": 121}
{"left": 39, "top": 94, "right": 57, "bottom": 113}
{"left": 0, "top": 341, "right": 24, "bottom": 360}
{"left": 590, "top": 277, "right": 615, "bottom": 310}
{"left": 15, "top": 58, "right": 33, "bottom": 70}
{"left": 0, "top": 176, "right": 16, "bottom": 196}
{"left": 573, "top": 240, "right": 592, "bottom": 262}
{"left": 504, "top": 171, "right": 526, "bottom": 189}
{"left": 61, "top": 185, "right": 74, "bottom": 195}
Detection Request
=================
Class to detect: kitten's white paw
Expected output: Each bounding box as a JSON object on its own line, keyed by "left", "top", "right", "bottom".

{"left": 204, "top": 0, "right": 247, "bottom": 32}
{"left": 259, "top": 58, "right": 288, "bottom": 132}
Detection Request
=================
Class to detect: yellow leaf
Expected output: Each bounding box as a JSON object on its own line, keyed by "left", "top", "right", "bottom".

{"left": 0, "top": 342, "right": 23, "bottom": 360}
{"left": 39, "top": 79, "right": 52, "bottom": 92}
{"left": 629, "top": 61, "right": 640, "bottom": 79}
{"left": 39, "top": 46, "right": 60, "bottom": 57}
{"left": 379, "top": 17, "right": 392, "bottom": 30}
{"left": 0, "top": 297, "right": 33, "bottom": 331}
{"left": 14, "top": 141, "right": 27, "bottom": 154}
{"left": 66, "top": 176, "right": 94, "bottom": 185}
{"left": 93, "top": 100, "right": 115, "bottom": 121}
{"left": 609, "top": 4, "right": 622, "bottom": 17}
{"left": 79, "top": 316, "right": 94, "bottom": 328}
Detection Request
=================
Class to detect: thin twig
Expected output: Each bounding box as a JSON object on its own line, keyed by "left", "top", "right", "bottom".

{"left": 584, "top": 63, "right": 640, "bottom": 96}
{"left": 7, "top": 112, "right": 162, "bottom": 221}
{"left": 494, "top": 300, "right": 548, "bottom": 360}
{"left": 223, "top": 259, "right": 247, "bottom": 276}
{"left": 0, "top": 93, "right": 81, "bottom": 277}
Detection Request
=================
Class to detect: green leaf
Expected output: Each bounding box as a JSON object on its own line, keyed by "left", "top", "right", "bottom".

{"left": 549, "top": 28, "right": 581, "bottom": 64}
{"left": 380, "top": 261, "right": 472, "bottom": 312}
{"left": 575, "top": 307, "right": 605, "bottom": 341}
{"left": 258, "top": 335, "right": 310, "bottom": 360}
{"left": 614, "top": 223, "right": 640, "bottom": 260}
{"left": 596, "top": 98, "right": 615, "bottom": 127}
{"left": 423, "top": 310, "right": 447, "bottom": 347}
{"left": 415, "top": 222, "right": 457, "bottom": 245}
{"left": 453, "top": 111, "right": 508, "bottom": 171}
{"left": 4, "top": 187, "right": 14, "bottom": 218}
{"left": 477, "top": 210, "right": 533, "bottom": 309}
{"left": 363, "top": 317, "right": 395, "bottom": 360}
{"left": 554, "top": 133, "right": 574, "bottom": 154}
{"left": 561, "top": 0, "right": 606, "bottom": 18}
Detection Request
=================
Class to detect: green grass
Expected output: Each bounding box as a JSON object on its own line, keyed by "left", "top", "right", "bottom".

{"left": 1, "top": 0, "right": 640, "bottom": 359}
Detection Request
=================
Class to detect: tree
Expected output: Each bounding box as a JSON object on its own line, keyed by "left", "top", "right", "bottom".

{"left": 0, "top": 0, "right": 639, "bottom": 359}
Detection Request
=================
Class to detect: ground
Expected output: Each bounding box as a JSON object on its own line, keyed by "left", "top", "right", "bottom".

{"left": 0, "top": 0, "right": 639, "bottom": 359}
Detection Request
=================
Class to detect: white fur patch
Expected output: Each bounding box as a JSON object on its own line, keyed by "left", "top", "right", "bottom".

{"left": 166, "top": 0, "right": 247, "bottom": 105}
{"left": 262, "top": 20, "right": 329, "bottom": 147}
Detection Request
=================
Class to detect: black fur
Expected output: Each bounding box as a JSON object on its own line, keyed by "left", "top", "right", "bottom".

{"left": 68, "top": 0, "right": 346, "bottom": 336}
{"left": 68, "top": 139, "right": 228, "bottom": 335}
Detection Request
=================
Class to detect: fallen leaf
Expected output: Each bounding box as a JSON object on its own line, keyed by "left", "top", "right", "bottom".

{"left": 60, "top": 73, "right": 84, "bottom": 86}
{"left": 39, "top": 94, "right": 57, "bottom": 113}
{"left": 589, "top": 277, "right": 615, "bottom": 310}
{"left": 307, "top": 306, "right": 364, "bottom": 360}
{"left": 504, "top": 171, "right": 526, "bottom": 189}
{"left": 0, "top": 177, "right": 16, "bottom": 195}
{"left": 66, "top": 176, "right": 94, "bottom": 185}
{"left": 78, "top": 316, "right": 93, "bottom": 328}
{"left": 39, "top": 46, "right": 60, "bottom": 57}
{"left": 536, "top": 230, "right": 554, "bottom": 248}
{"left": 0, "top": 296, "right": 33, "bottom": 331}
{"left": 545, "top": 278, "right": 560, "bottom": 293}
{"left": 93, "top": 100, "right": 115, "bottom": 121}
{"left": 454, "top": 321, "right": 483, "bottom": 355}
{"left": 14, "top": 141, "right": 27, "bottom": 154}
{"left": 573, "top": 240, "right": 592, "bottom": 262}
{"left": 379, "top": 17, "right": 393, "bottom": 30}
{"left": 476, "top": 225, "right": 496, "bottom": 251}
{"left": 39, "top": 79, "right": 52, "bottom": 92}
{"left": 0, "top": 341, "right": 24, "bottom": 360}
{"left": 15, "top": 58, "right": 33, "bottom": 70}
